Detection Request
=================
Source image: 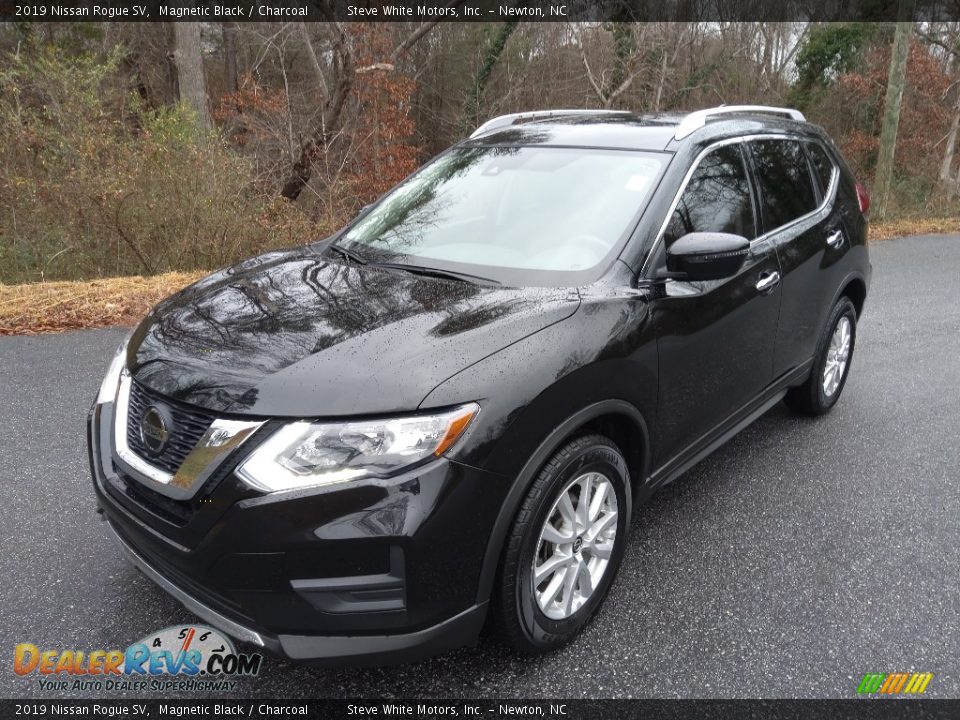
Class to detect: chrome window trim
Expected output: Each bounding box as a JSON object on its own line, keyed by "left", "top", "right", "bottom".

{"left": 640, "top": 133, "right": 838, "bottom": 278}
{"left": 112, "top": 371, "right": 264, "bottom": 501}
{"left": 804, "top": 138, "right": 841, "bottom": 204}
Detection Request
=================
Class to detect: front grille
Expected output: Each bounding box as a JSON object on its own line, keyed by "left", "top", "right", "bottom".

{"left": 108, "top": 470, "right": 194, "bottom": 526}
{"left": 126, "top": 380, "right": 216, "bottom": 475}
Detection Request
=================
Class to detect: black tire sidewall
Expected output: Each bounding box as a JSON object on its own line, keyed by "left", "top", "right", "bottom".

{"left": 512, "top": 439, "right": 631, "bottom": 649}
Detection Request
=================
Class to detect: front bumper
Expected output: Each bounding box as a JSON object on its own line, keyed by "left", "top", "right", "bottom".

{"left": 89, "top": 401, "right": 508, "bottom": 665}
{"left": 106, "top": 520, "right": 487, "bottom": 664}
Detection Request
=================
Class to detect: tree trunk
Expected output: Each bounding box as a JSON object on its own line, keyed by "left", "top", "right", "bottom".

{"left": 605, "top": 21, "right": 635, "bottom": 106}
{"left": 172, "top": 22, "right": 212, "bottom": 130}
{"left": 653, "top": 46, "right": 668, "bottom": 111}
{"left": 873, "top": 18, "right": 914, "bottom": 219}
{"left": 461, "top": 21, "right": 518, "bottom": 133}
{"left": 939, "top": 48, "right": 959, "bottom": 197}
{"left": 280, "top": 22, "right": 354, "bottom": 201}
{"left": 298, "top": 22, "right": 329, "bottom": 97}
{"left": 223, "top": 22, "right": 239, "bottom": 93}
{"left": 939, "top": 103, "right": 959, "bottom": 197}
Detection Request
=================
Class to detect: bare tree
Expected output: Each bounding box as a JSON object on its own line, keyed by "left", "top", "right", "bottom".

{"left": 924, "top": 23, "right": 960, "bottom": 196}
{"left": 223, "top": 22, "right": 239, "bottom": 94}
{"left": 279, "top": 20, "right": 354, "bottom": 201}
{"left": 461, "top": 22, "right": 518, "bottom": 131}
{"left": 298, "top": 22, "right": 329, "bottom": 97}
{"left": 939, "top": 88, "right": 960, "bottom": 196}
{"left": 573, "top": 23, "right": 649, "bottom": 109}
{"left": 874, "top": 18, "right": 915, "bottom": 219}
{"left": 172, "top": 22, "right": 212, "bottom": 130}
{"left": 278, "top": 18, "right": 443, "bottom": 201}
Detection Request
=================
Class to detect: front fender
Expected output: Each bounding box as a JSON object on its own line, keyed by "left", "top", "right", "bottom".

{"left": 419, "top": 295, "right": 658, "bottom": 605}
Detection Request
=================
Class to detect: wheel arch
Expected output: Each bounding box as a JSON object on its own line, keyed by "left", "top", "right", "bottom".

{"left": 838, "top": 274, "right": 867, "bottom": 318}
{"left": 475, "top": 399, "right": 651, "bottom": 605}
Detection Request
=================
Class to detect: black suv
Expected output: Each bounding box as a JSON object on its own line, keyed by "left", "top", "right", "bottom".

{"left": 89, "top": 106, "right": 871, "bottom": 664}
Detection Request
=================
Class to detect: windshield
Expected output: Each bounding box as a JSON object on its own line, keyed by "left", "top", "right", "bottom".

{"left": 338, "top": 145, "right": 667, "bottom": 286}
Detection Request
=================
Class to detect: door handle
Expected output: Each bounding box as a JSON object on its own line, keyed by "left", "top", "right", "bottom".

{"left": 826, "top": 229, "right": 844, "bottom": 248}
{"left": 756, "top": 271, "right": 780, "bottom": 294}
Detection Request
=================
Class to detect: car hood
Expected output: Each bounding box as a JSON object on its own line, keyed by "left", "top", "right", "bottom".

{"left": 129, "top": 246, "right": 580, "bottom": 416}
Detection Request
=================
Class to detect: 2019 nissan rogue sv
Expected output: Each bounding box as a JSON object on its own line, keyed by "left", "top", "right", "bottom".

{"left": 89, "top": 106, "right": 871, "bottom": 665}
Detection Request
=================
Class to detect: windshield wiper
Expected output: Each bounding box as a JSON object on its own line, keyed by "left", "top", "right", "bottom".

{"left": 369, "top": 262, "right": 501, "bottom": 286}
{"left": 328, "top": 246, "right": 501, "bottom": 286}
{"left": 327, "top": 243, "right": 369, "bottom": 265}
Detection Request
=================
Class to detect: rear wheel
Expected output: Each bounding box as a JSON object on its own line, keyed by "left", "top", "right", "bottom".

{"left": 492, "top": 434, "right": 631, "bottom": 654}
{"left": 785, "top": 296, "right": 857, "bottom": 415}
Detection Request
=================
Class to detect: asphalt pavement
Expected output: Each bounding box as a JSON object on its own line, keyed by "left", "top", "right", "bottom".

{"left": 1, "top": 234, "right": 958, "bottom": 699}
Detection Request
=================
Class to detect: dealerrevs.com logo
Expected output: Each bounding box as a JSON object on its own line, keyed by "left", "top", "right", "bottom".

{"left": 14, "top": 625, "right": 263, "bottom": 692}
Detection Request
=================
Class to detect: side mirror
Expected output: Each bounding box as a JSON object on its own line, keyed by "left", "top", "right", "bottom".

{"left": 664, "top": 232, "right": 750, "bottom": 282}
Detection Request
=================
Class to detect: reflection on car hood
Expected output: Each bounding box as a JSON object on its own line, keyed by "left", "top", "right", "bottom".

{"left": 129, "top": 246, "right": 580, "bottom": 416}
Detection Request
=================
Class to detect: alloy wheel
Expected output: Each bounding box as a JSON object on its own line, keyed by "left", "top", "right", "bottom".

{"left": 532, "top": 471, "right": 619, "bottom": 620}
{"left": 822, "top": 316, "right": 851, "bottom": 397}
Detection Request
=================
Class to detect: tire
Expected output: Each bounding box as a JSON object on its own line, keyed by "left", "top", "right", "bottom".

{"left": 784, "top": 296, "right": 857, "bottom": 416}
{"left": 491, "top": 434, "right": 631, "bottom": 654}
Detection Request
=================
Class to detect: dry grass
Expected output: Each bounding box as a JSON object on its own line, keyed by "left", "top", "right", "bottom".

{"left": 870, "top": 216, "right": 960, "bottom": 241}
{"left": 0, "top": 272, "right": 203, "bottom": 336}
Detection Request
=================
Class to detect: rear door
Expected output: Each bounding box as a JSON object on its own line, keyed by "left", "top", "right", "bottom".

{"left": 746, "top": 138, "right": 838, "bottom": 379}
{"left": 649, "top": 142, "right": 782, "bottom": 468}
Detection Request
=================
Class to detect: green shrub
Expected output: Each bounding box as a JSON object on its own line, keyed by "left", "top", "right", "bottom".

{"left": 0, "top": 44, "right": 325, "bottom": 284}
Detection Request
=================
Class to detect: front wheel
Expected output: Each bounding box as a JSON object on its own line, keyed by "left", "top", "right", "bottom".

{"left": 785, "top": 296, "right": 857, "bottom": 415}
{"left": 492, "top": 434, "right": 631, "bottom": 654}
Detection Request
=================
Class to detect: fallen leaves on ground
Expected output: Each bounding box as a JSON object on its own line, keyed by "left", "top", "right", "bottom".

{"left": 870, "top": 216, "right": 960, "bottom": 241}
{"left": 0, "top": 272, "right": 204, "bottom": 336}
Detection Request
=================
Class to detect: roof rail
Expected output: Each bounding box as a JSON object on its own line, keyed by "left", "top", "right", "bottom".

{"left": 674, "top": 105, "right": 806, "bottom": 140}
{"left": 470, "top": 109, "right": 631, "bottom": 139}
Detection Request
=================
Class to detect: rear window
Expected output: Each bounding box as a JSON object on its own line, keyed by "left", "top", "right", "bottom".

{"left": 749, "top": 140, "right": 818, "bottom": 231}
{"left": 805, "top": 141, "right": 837, "bottom": 197}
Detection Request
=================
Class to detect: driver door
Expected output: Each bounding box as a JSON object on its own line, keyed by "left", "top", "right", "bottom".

{"left": 648, "top": 143, "right": 782, "bottom": 469}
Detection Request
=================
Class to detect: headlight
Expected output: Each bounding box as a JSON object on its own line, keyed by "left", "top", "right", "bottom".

{"left": 236, "top": 403, "right": 479, "bottom": 493}
{"left": 95, "top": 337, "right": 129, "bottom": 405}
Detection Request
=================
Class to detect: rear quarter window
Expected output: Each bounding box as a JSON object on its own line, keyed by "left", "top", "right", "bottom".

{"left": 749, "top": 139, "right": 818, "bottom": 231}
{"left": 805, "top": 141, "right": 837, "bottom": 197}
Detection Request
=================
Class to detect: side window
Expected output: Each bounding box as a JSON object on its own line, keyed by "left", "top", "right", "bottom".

{"left": 663, "top": 144, "right": 755, "bottom": 247}
{"left": 750, "top": 140, "right": 818, "bottom": 230}
{"left": 805, "top": 141, "right": 836, "bottom": 197}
